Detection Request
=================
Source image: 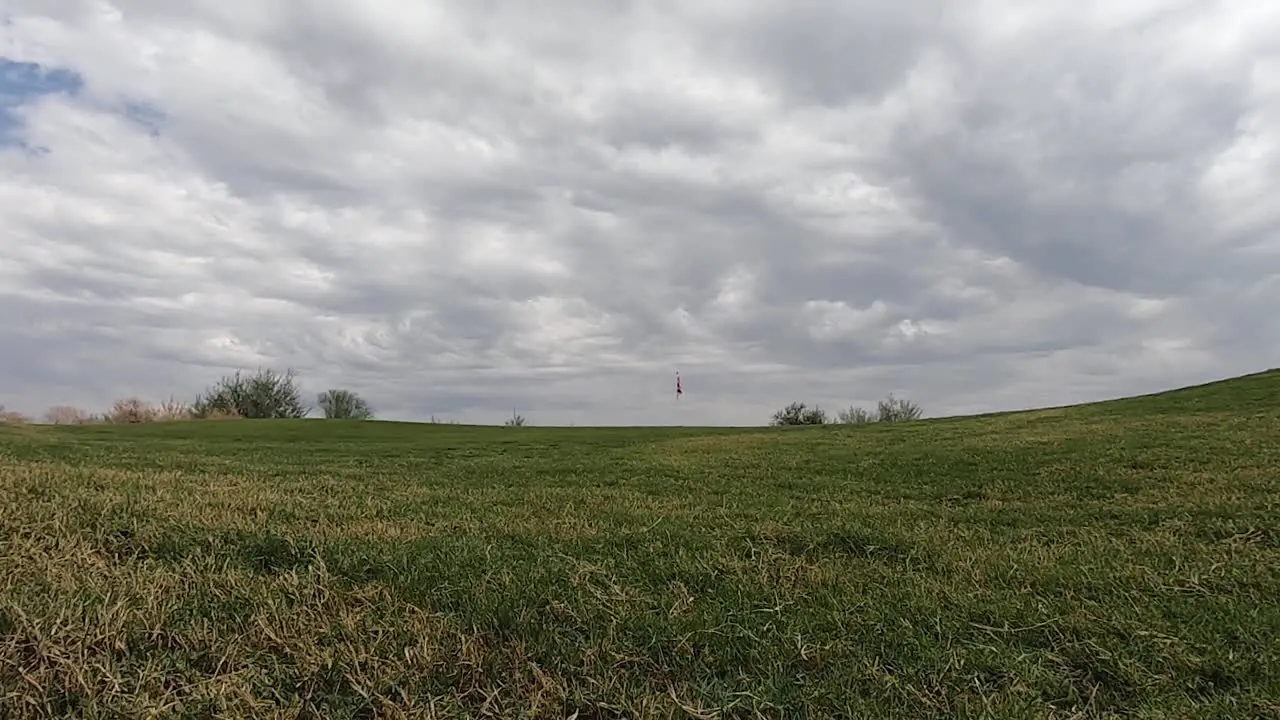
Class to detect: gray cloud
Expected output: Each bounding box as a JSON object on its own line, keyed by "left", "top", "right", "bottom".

{"left": 696, "top": 0, "right": 952, "bottom": 106}
{"left": 1, "top": 0, "right": 1278, "bottom": 425}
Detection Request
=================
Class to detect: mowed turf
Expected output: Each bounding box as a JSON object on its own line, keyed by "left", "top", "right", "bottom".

{"left": 2, "top": 372, "right": 1279, "bottom": 718}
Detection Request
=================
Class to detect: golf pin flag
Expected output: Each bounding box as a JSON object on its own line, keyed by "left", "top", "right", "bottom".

{"left": 676, "top": 371, "right": 683, "bottom": 399}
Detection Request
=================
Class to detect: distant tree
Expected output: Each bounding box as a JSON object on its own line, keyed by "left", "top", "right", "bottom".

{"left": 0, "top": 405, "right": 30, "bottom": 424}
{"left": 192, "top": 368, "right": 309, "bottom": 419}
{"left": 835, "top": 405, "right": 875, "bottom": 424}
{"left": 43, "top": 405, "right": 94, "bottom": 425}
{"left": 155, "top": 395, "right": 193, "bottom": 421}
{"left": 105, "top": 397, "right": 158, "bottom": 424}
{"left": 504, "top": 410, "right": 527, "bottom": 427}
{"left": 876, "top": 393, "right": 923, "bottom": 422}
{"left": 317, "top": 389, "right": 375, "bottom": 420}
{"left": 770, "top": 401, "right": 827, "bottom": 426}
{"left": 833, "top": 394, "right": 923, "bottom": 425}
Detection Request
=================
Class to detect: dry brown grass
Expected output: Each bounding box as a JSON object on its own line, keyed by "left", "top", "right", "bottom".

{"left": 0, "top": 468, "right": 602, "bottom": 717}
{"left": 0, "top": 534, "right": 525, "bottom": 716}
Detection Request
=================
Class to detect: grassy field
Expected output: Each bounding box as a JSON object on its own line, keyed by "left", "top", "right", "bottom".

{"left": 2, "top": 371, "right": 1279, "bottom": 718}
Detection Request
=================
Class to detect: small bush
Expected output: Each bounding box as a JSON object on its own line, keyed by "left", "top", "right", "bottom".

{"left": 877, "top": 394, "right": 923, "bottom": 422}
{"left": 770, "top": 402, "right": 827, "bottom": 426}
{"left": 43, "top": 405, "right": 95, "bottom": 425}
{"left": 317, "top": 389, "right": 375, "bottom": 420}
{"left": 155, "top": 395, "right": 193, "bottom": 421}
{"left": 105, "top": 397, "right": 157, "bottom": 424}
{"left": 836, "top": 406, "right": 875, "bottom": 424}
{"left": 192, "top": 368, "right": 309, "bottom": 419}
{"left": 833, "top": 395, "right": 924, "bottom": 425}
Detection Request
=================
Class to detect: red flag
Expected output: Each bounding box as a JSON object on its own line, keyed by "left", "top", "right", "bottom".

{"left": 676, "top": 372, "right": 682, "bottom": 398}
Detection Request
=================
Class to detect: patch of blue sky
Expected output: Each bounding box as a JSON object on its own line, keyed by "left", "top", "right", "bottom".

{"left": 122, "top": 99, "right": 166, "bottom": 137}
{"left": 1, "top": 57, "right": 167, "bottom": 149}
{"left": 0, "top": 57, "right": 84, "bottom": 149}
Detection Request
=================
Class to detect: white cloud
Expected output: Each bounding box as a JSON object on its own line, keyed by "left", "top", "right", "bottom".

{"left": 1, "top": 0, "right": 1278, "bottom": 425}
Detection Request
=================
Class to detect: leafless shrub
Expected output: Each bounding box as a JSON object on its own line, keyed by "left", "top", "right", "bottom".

{"left": 155, "top": 395, "right": 193, "bottom": 421}
{"left": 770, "top": 402, "right": 827, "bottom": 426}
{"left": 876, "top": 393, "right": 923, "bottom": 422}
{"left": 317, "top": 389, "right": 375, "bottom": 420}
{"left": 43, "top": 405, "right": 95, "bottom": 425}
{"left": 833, "top": 394, "right": 925, "bottom": 425}
{"left": 836, "top": 406, "right": 875, "bottom": 424}
{"left": 105, "top": 397, "right": 158, "bottom": 424}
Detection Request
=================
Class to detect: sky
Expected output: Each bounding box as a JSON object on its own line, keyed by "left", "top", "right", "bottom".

{"left": 1, "top": 1, "right": 1278, "bottom": 426}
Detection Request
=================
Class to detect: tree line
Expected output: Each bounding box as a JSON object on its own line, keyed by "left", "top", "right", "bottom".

{"left": 769, "top": 394, "right": 923, "bottom": 426}
{"left": 3, "top": 367, "right": 926, "bottom": 427}
{"left": 1, "top": 368, "right": 377, "bottom": 424}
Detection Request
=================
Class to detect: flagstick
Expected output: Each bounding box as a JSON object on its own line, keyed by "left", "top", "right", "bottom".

{"left": 675, "top": 370, "right": 683, "bottom": 427}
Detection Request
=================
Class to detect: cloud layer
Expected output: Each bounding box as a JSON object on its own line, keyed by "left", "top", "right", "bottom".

{"left": 2, "top": 0, "right": 1278, "bottom": 424}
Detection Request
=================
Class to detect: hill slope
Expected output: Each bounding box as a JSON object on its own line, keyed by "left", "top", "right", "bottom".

{"left": 2, "top": 371, "right": 1279, "bottom": 717}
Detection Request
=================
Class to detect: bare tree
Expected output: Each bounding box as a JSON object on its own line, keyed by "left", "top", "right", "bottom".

{"left": 770, "top": 402, "right": 827, "bottom": 426}
{"left": 193, "top": 368, "right": 310, "bottom": 419}
{"left": 317, "top": 389, "right": 375, "bottom": 420}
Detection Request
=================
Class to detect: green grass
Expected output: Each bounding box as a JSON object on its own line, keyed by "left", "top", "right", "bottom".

{"left": 3, "top": 370, "right": 1280, "bottom": 718}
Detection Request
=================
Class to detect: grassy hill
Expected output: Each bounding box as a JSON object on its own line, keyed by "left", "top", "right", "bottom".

{"left": 2, "top": 370, "right": 1278, "bottom": 718}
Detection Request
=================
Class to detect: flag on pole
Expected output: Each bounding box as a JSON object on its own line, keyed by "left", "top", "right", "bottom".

{"left": 676, "top": 371, "right": 683, "bottom": 399}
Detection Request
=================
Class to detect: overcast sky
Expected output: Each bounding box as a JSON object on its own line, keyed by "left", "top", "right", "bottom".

{"left": 1, "top": 1, "right": 1277, "bottom": 425}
